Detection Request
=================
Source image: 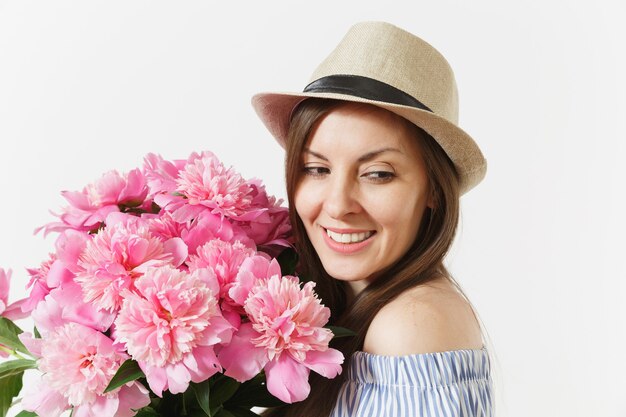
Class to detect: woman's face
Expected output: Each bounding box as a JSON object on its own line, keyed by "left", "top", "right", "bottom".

{"left": 294, "top": 103, "right": 433, "bottom": 296}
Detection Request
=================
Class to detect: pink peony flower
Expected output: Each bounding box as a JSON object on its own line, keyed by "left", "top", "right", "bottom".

{"left": 188, "top": 239, "right": 256, "bottom": 324}
{"left": 141, "top": 206, "right": 254, "bottom": 259}
{"left": 31, "top": 280, "right": 117, "bottom": 336}
{"left": 82, "top": 168, "right": 147, "bottom": 208}
{"left": 143, "top": 152, "right": 187, "bottom": 198}
{"left": 75, "top": 221, "right": 187, "bottom": 312}
{"left": 24, "top": 255, "right": 56, "bottom": 311}
{"left": 147, "top": 210, "right": 247, "bottom": 257}
{"left": 114, "top": 265, "right": 234, "bottom": 396}
{"left": 22, "top": 228, "right": 93, "bottom": 312}
{"left": 23, "top": 246, "right": 79, "bottom": 313}
{"left": 0, "top": 268, "right": 28, "bottom": 321}
{"left": 156, "top": 151, "right": 268, "bottom": 224}
{"left": 54, "top": 229, "right": 91, "bottom": 274}
{"left": 176, "top": 151, "right": 255, "bottom": 218}
{"left": 22, "top": 322, "right": 150, "bottom": 417}
{"left": 220, "top": 264, "right": 344, "bottom": 404}
{"left": 183, "top": 212, "right": 252, "bottom": 255}
{"left": 144, "top": 211, "right": 188, "bottom": 242}
{"left": 228, "top": 256, "right": 282, "bottom": 308}
{"left": 232, "top": 179, "right": 292, "bottom": 248}
{"left": 35, "top": 168, "right": 149, "bottom": 236}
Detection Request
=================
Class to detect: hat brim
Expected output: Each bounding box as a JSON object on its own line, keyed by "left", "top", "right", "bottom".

{"left": 251, "top": 91, "right": 487, "bottom": 196}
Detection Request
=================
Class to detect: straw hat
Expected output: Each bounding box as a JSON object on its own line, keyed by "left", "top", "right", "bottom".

{"left": 252, "top": 21, "right": 487, "bottom": 196}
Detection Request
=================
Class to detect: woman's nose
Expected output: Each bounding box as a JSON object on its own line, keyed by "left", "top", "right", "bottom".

{"left": 322, "top": 175, "right": 362, "bottom": 219}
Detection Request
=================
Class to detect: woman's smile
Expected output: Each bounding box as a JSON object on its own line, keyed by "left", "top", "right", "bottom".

{"left": 323, "top": 226, "right": 376, "bottom": 244}
{"left": 294, "top": 102, "right": 434, "bottom": 293}
{"left": 320, "top": 225, "right": 377, "bottom": 254}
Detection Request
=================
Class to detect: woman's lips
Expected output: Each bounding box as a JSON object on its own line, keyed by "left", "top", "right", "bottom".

{"left": 321, "top": 226, "right": 376, "bottom": 254}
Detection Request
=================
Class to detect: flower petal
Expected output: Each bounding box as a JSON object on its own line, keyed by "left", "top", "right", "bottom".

{"left": 46, "top": 259, "right": 74, "bottom": 288}
{"left": 0, "top": 268, "right": 10, "bottom": 308}
{"left": 3, "top": 298, "right": 29, "bottom": 320}
{"left": 166, "top": 361, "right": 192, "bottom": 394}
{"left": 265, "top": 354, "right": 311, "bottom": 403}
{"left": 185, "top": 346, "right": 222, "bottom": 382}
{"left": 219, "top": 322, "right": 268, "bottom": 382}
{"left": 163, "top": 237, "right": 188, "bottom": 267}
{"left": 116, "top": 383, "right": 151, "bottom": 417}
{"left": 19, "top": 332, "right": 42, "bottom": 357}
{"left": 303, "top": 348, "right": 344, "bottom": 378}
{"left": 140, "top": 363, "right": 167, "bottom": 397}
{"left": 200, "top": 313, "right": 234, "bottom": 346}
{"left": 21, "top": 380, "right": 69, "bottom": 417}
{"left": 73, "top": 396, "right": 118, "bottom": 417}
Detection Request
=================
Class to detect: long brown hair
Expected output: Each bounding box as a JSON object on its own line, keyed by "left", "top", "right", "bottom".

{"left": 263, "top": 98, "right": 488, "bottom": 417}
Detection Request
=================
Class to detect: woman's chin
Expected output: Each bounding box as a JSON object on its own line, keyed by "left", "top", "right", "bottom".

{"left": 324, "top": 267, "right": 373, "bottom": 289}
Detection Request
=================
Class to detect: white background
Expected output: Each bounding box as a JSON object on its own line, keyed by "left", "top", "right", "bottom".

{"left": 1, "top": 1, "right": 625, "bottom": 416}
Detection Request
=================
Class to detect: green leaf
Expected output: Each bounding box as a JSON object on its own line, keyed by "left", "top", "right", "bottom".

{"left": 0, "top": 370, "right": 24, "bottom": 417}
{"left": 134, "top": 408, "right": 160, "bottom": 417}
{"left": 191, "top": 379, "right": 212, "bottom": 416}
{"left": 0, "top": 361, "right": 36, "bottom": 417}
{"left": 148, "top": 396, "right": 161, "bottom": 409}
{"left": 154, "top": 390, "right": 183, "bottom": 415}
{"left": 14, "top": 412, "right": 38, "bottom": 417}
{"left": 33, "top": 326, "right": 41, "bottom": 339}
{"left": 0, "top": 318, "right": 28, "bottom": 355}
{"left": 209, "top": 377, "right": 240, "bottom": 415}
{"left": 0, "top": 359, "right": 37, "bottom": 378}
{"left": 103, "top": 359, "right": 145, "bottom": 393}
{"left": 326, "top": 325, "right": 356, "bottom": 339}
{"left": 226, "top": 374, "right": 285, "bottom": 409}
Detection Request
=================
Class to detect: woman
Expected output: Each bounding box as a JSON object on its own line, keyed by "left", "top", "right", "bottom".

{"left": 253, "top": 21, "right": 493, "bottom": 416}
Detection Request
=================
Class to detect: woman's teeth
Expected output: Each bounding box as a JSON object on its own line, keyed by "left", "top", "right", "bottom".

{"left": 326, "top": 229, "right": 373, "bottom": 243}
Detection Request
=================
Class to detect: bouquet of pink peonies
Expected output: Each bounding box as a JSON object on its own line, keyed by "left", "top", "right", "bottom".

{"left": 0, "top": 151, "right": 347, "bottom": 417}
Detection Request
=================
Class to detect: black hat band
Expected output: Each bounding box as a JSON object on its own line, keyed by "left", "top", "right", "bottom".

{"left": 303, "top": 74, "right": 433, "bottom": 112}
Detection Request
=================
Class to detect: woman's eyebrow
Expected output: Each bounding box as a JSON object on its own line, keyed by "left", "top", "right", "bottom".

{"left": 304, "top": 147, "right": 402, "bottom": 163}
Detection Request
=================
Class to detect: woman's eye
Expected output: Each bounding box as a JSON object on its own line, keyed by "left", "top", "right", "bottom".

{"left": 363, "top": 171, "right": 395, "bottom": 182}
{"left": 303, "top": 166, "right": 330, "bottom": 177}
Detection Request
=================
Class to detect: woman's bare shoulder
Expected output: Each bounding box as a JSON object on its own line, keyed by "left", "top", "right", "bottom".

{"left": 362, "top": 277, "right": 484, "bottom": 355}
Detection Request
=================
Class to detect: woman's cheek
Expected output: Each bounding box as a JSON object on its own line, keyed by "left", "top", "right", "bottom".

{"left": 294, "top": 181, "right": 321, "bottom": 219}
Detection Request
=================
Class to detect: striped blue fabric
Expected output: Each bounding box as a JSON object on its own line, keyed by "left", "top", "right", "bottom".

{"left": 330, "top": 346, "right": 493, "bottom": 417}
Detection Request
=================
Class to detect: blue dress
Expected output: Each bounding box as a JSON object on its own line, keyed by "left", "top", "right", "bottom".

{"left": 329, "top": 346, "right": 493, "bottom": 417}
